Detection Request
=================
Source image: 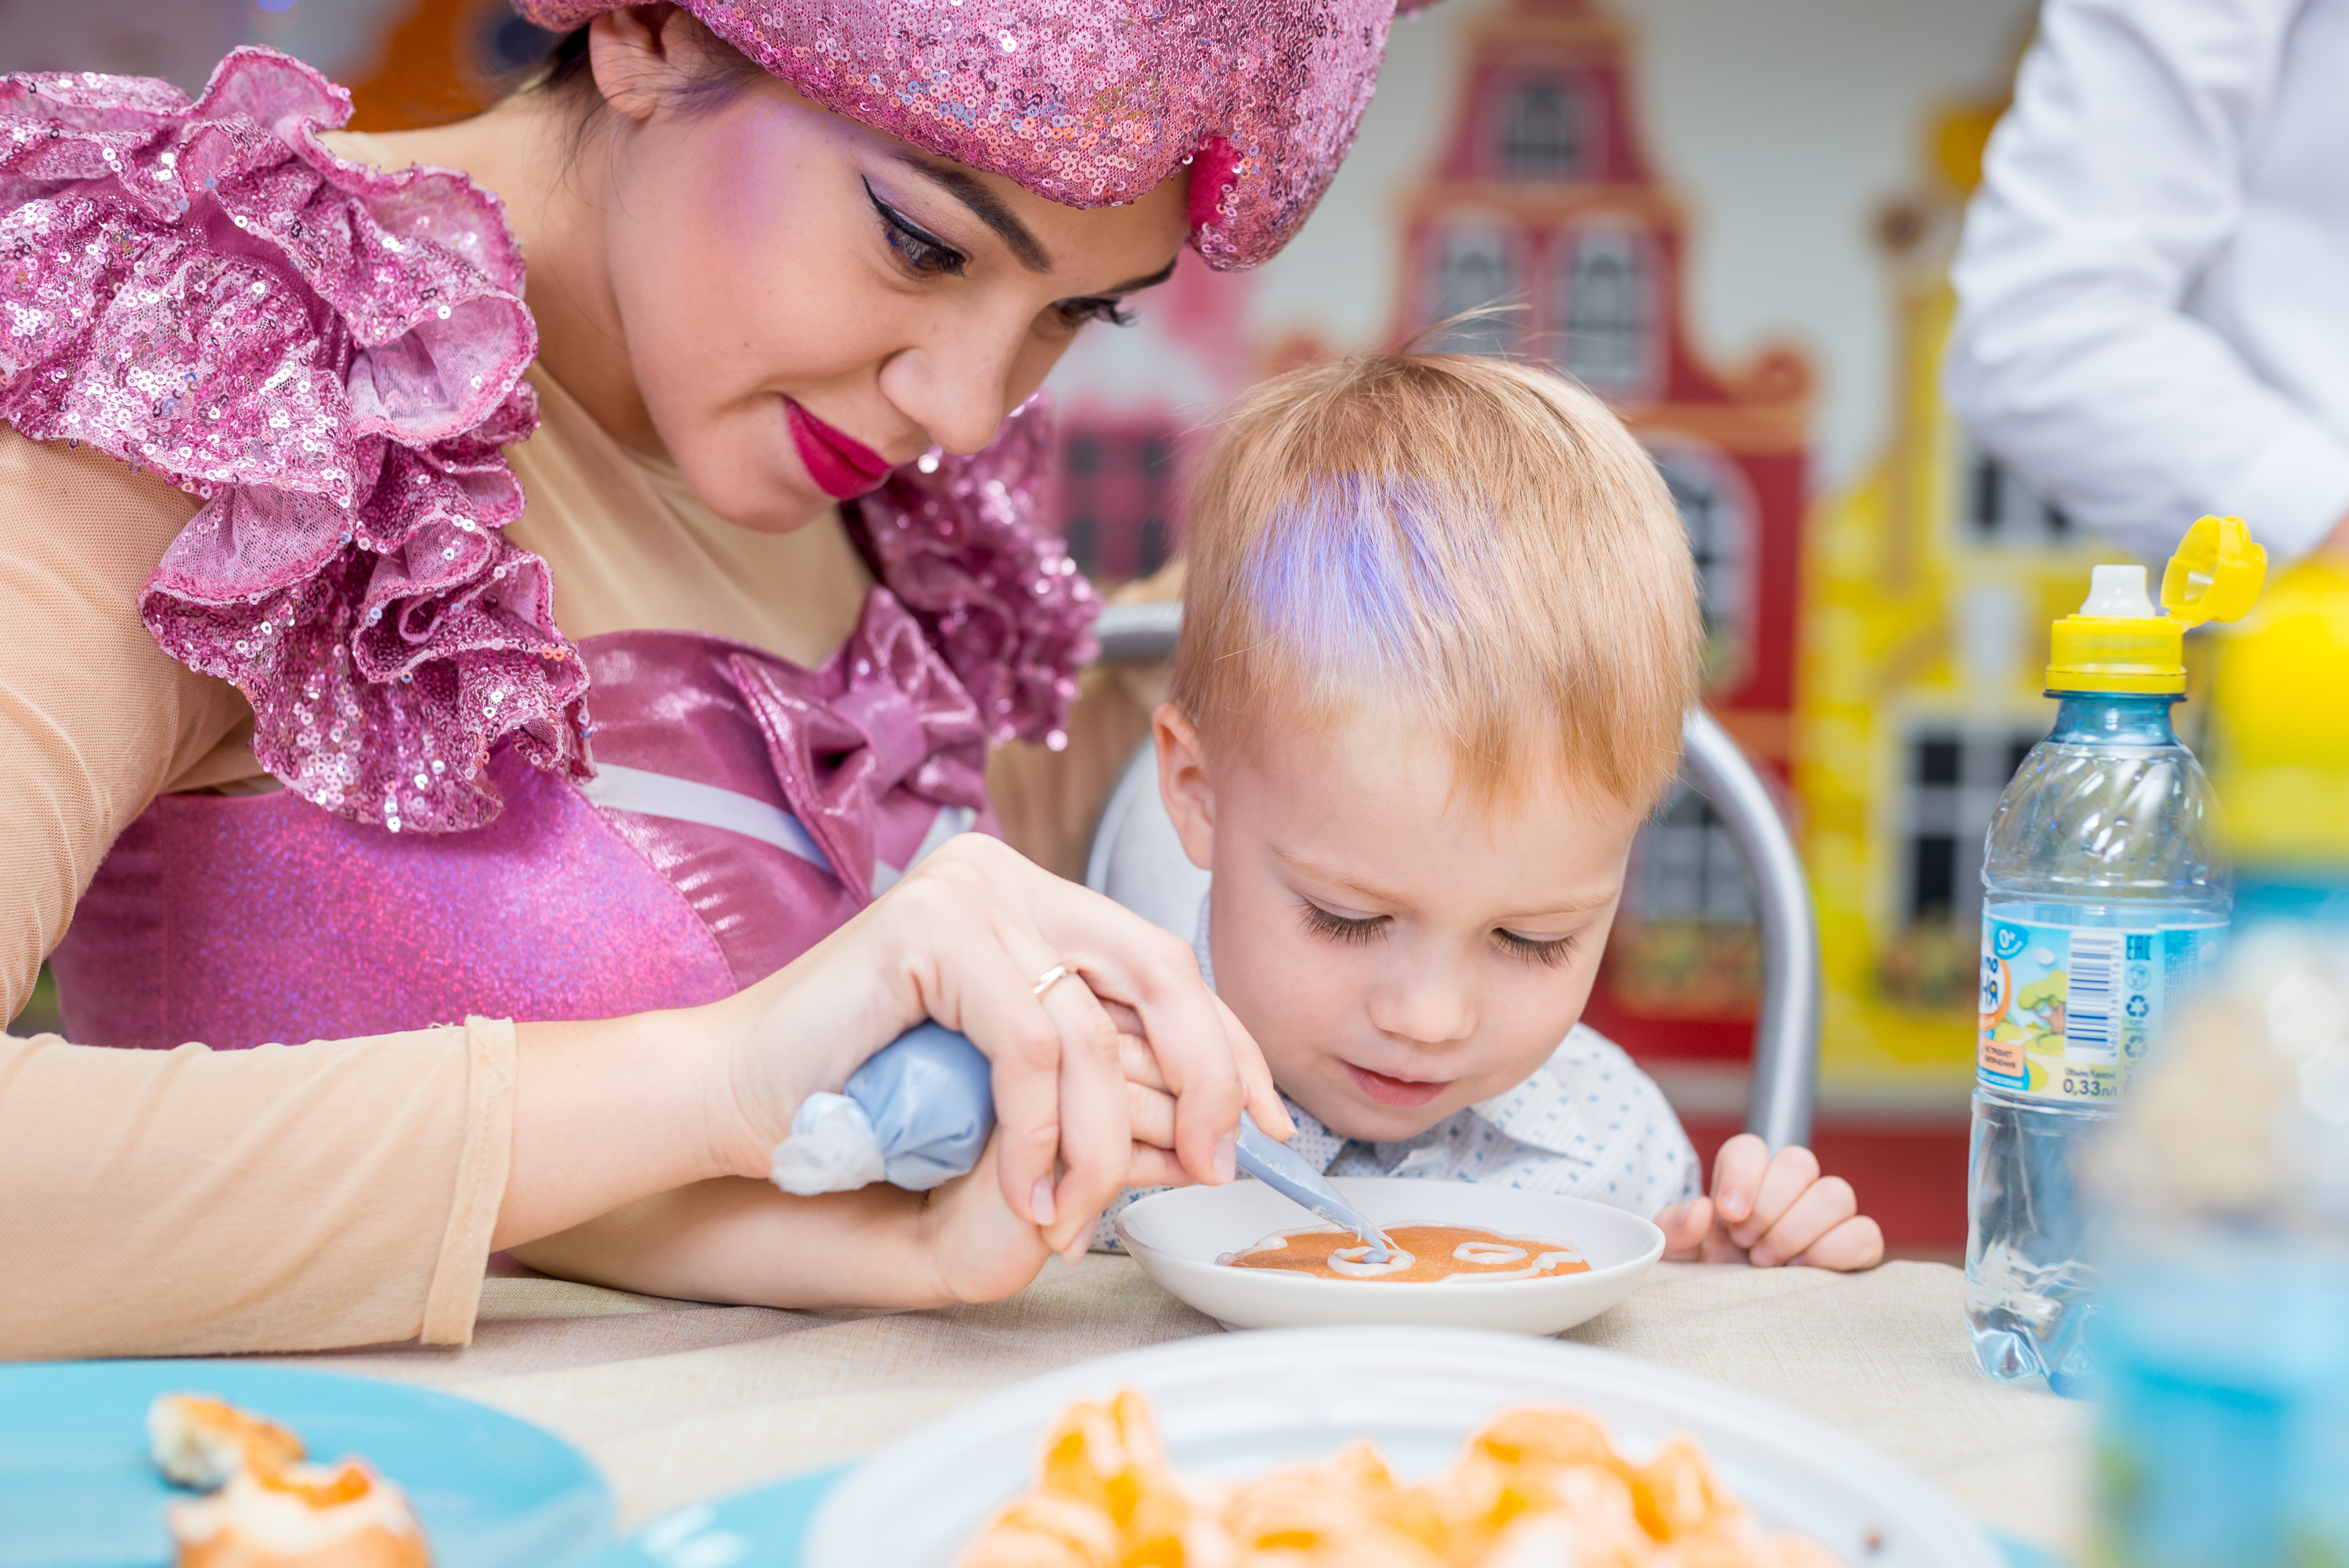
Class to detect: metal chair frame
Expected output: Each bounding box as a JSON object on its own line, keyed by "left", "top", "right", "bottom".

{"left": 1080, "top": 601, "right": 1820, "bottom": 1149}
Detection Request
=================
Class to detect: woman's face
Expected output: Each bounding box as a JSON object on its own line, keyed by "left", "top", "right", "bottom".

{"left": 590, "top": 12, "right": 1189, "bottom": 535}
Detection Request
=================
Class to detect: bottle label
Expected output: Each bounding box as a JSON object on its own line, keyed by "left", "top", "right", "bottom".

{"left": 1977, "top": 919, "right": 2218, "bottom": 1101}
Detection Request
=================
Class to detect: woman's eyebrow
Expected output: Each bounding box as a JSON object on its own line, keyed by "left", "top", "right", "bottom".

{"left": 889, "top": 151, "right": 1052, "bottom": 272}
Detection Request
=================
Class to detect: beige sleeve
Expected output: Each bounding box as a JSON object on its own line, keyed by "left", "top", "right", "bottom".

{"left": 0, "top": 1017, "right": 515, "bottom": 1358}
{"left": 0, "top": 429, "right": 518, "bottom": 1355}
{"left": 0, "top": 427, "right": 253, "bottom": 1021}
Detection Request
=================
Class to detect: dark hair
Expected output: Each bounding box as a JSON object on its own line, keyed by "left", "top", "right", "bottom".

{"left": 529, "top": 16, "right": 767, "bottom": 150}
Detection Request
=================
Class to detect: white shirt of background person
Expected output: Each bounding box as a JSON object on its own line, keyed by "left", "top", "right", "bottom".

{"left": 1943, "top": 0, "right": 2349, "bottom": 564}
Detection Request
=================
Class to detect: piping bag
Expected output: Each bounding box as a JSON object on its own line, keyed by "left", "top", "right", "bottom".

{"left": 770, "top": 1023, "right": 1398, "bottom": 1258}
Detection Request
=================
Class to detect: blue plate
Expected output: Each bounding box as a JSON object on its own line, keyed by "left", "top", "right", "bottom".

{"left": 594, "top": 1467, "right": 848, "bottom": 1568}
{"left": 597, "top": 1472, "right": 2063, "bottom": 1567}
{"left": 0, "top": 1361, "right": 612, "bottom": 1568}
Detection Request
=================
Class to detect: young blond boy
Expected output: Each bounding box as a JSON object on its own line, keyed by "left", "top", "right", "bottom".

{"left": 1102, "top": 352, "right": 1882, "bottom": 1270}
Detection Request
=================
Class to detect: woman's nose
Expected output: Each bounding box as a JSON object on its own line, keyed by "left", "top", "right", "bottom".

{"left": 875, "top": 324, "right": 1028, "bottom": 457}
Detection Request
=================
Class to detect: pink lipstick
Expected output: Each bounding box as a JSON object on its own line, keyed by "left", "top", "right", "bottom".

{"left": 785, "top": 400, "right": 893, "bottom": 499}
{"left": 1344, "top": 1062, "right": 1453, "bottom": 1109}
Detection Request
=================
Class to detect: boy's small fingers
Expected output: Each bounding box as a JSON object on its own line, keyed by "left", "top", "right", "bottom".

{"left": 1124, "top": 1148, "right": 1192, "bottom": 1188}
{"left": 1655, "top": 1196, "right": 1712, "bottom": 1259}
{"left": 1790, "top": 1214, "right": 1885, "bottom": 1273}
{"left": 1748, "top": 1175, "right": 1855, "bottom": 1267}
{"left": 1709, "top": 1134, "right": 1769, "bottom": 1224}
{"left": 1119, "top": 1035, "right": 1171, "bottom": 1095}
{"left": 1730, "top": 1144, "right": 1821, "bottom": 1249}
{"left": 1126, "top": 1082, "right": 1178, "bottom": 1149}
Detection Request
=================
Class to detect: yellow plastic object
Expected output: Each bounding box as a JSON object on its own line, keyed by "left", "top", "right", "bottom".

{"left": 2210, "top": 558, "right": 2349, "bottom": 866}
{"left": 2044, "top": 515, "right": 2268, "bottom": 694}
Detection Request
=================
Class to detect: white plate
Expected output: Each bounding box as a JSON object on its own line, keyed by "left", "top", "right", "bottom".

{"left": 1114, "top": 1175, "right": 1665, "bottom": 1334}
{"left": 803, "top": 1326, "right": 2002, "bottom": 1568}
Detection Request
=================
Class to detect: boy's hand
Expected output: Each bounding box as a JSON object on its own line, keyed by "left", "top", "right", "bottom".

{"left": 1654, "top": 1134, "right": 1883, "bottom": 1271}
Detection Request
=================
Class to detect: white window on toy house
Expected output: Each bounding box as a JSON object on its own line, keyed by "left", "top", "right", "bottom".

{"left": 1647, "top": 440, "right": 1754, "bottom": 683}
{"left": 1631, "top": 784, "right": 1757, "bottom": 925}
{"left": 1498, "top": 79, "right": 1586, "bottom": 180}
{"left": 1423, "top": 224, "right": 1521, "bottom": 356}
{"left": 1958, "top": 438, "right": 2073, "bottom": 549}
{"left": 1557, "top": 226, "right": 1658, "bottom": 401}
{"left": 1899, "top": 723, "right": 2044, "bottom": 928}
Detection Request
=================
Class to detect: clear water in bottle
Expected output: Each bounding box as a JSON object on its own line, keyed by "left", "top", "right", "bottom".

{"left": 1964, "top": 525, "right": 2268, "bottom": 1397}
{"left": 1968, "top": 690, "right": 2228, "bottom": 1395}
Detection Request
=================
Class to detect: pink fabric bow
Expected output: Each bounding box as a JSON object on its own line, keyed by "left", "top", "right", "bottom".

{"left": 732, "top": 590, "right": 990, "bottom": 904}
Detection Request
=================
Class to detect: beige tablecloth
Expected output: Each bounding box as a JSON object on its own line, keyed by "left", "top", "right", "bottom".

{"left": 269, "top": 1258, "right": 2086, "bottom": 1552}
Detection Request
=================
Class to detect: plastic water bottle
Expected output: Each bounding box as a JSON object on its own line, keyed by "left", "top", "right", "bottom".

{"left": 1967, "top": 516, "right": 2266, "bottom": 1395}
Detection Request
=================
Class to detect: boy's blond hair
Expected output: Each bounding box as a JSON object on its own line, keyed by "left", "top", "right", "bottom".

{"left": 1171, "top": 352, "right": 1701, "bottom": 810}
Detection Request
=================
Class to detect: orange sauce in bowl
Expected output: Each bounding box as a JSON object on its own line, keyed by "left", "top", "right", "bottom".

{"left": 1218, "top": 1223, "right": 1589, "bottom": 1283}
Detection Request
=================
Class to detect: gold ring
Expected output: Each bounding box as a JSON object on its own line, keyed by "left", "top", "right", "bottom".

{"left": 1031, "top": 961, "right": 1075, "bottom": 1000}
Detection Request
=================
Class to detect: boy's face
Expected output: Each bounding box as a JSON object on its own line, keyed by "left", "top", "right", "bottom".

{"left": 1156, "top": 704, "right": 1649, "bottom": 1145}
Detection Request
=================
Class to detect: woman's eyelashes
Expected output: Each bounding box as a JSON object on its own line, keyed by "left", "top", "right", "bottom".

{"left": 1055, "top": 296, "right": 1138, "bottom": 330}
{"left": 865, "top": 182, "right": 966, "bottom": 278}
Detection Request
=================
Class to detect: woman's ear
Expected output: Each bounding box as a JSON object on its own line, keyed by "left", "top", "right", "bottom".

{"left": 586, "top": 4, "right": 691, "bottom": 124}
{"left": 1153, "top": 702, "right": 1216, "bottom": 874}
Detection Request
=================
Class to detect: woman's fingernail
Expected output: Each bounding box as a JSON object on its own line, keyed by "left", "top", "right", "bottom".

{"left": 1063, "top": 1233, "right": 1090, "bottom": 1265}
{"left": 1214, "top": 1133, "right": 1237, "bottom": 1184}
{"left": 1723, "top": 1190, "right": 1750, "bottom": 1220}
{"left": 1030, "top": 1177, "right": 1057, "bottom": 1227}
{"left": 1750, "top": 1245, "right": 1777, "bottom": 1267}
{"left": 1661, "top": 1202, "right": 1687, "bottom": 1227}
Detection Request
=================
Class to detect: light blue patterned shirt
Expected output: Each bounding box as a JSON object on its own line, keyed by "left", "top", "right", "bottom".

{"left": 1092, "top": 896, "right": 1702, "bottom": 1249}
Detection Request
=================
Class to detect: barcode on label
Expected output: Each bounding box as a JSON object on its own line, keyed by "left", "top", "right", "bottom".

{"left": 2065, "top": 930, "right": 2123, "bottom": 1062}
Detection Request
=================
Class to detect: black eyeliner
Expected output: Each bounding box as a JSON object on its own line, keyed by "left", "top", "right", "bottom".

{"left": 862, "top": 178, "right": 966, "bottom": 272}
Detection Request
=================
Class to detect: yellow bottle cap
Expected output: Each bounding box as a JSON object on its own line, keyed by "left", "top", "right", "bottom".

{"left": 2044, "top": 514, "right": 2268, "bottom": 694}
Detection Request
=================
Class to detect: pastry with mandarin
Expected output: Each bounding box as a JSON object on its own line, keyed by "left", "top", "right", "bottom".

{"left": 959, "top": 1391, "right": 1841, "bottom": 1567}
{"left": 149, "top": 1395, "right": 308, "bottom": 1493}
{"left": 167, "top": 1457, "right": 431, "bottom": 1568}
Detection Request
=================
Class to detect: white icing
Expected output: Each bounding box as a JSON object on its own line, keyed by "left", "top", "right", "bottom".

{"left": 1326, "top": 1245, "right": 1417, "bottom": 1278}
{"left": 1452, "top": 1242, "right": 1528, "bottom": 1266}
{"left": 168, "top": 1464, "right": 422, "bottom": 1555}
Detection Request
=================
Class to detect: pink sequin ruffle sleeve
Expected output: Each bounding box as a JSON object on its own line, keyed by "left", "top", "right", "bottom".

{"left": 851, "top": 395, "right": 1097, "bottom": 752}
{"left": 0, "top": 49, "right": 583, "bottom": 834}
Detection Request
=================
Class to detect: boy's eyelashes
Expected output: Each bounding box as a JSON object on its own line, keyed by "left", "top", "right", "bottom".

{"left": 1294, "top": 897, "right": 1582, "bottom": 968}
{"left": 1494, "top": 928, "right": 1579, "bottom": 969}
{"left": 1297, "top": 896, "right": 1387, "bottom": 946}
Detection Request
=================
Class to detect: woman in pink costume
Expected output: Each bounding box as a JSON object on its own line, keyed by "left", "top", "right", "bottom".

{"left": 0, "top": 1, "right": 1398, "bottom": 1357}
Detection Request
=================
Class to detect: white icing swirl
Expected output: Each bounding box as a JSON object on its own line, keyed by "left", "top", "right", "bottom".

{"left": 1326, "top": 1245, "right": 1417, "bottom": 1278}
{"left": 1452, "top": 1242, "right": 1528, "bottom": 1266}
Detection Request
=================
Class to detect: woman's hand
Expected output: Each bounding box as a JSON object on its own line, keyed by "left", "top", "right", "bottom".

{"left": 1654, "top": 1134, "right": 1884, "bottom": 1271}
{"left": 705, "top": 834, "right": 1289, "bottom": 1256}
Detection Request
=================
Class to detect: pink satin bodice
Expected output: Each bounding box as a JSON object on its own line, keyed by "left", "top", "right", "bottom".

{"left": 51, "top": 593, "right": 994, "bottom": 1050}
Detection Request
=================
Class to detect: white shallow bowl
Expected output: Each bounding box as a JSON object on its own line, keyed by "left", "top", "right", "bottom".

{"left": 1114, "top": 1175, "right": 1665, "bottom": 1335}
{"left": 802, "top": 1326, "right": 2002, "bottom": 1568}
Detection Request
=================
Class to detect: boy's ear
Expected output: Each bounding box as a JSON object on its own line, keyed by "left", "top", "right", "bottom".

{"left": 1153, "top": 702, "right": 1216, "bottom": 874}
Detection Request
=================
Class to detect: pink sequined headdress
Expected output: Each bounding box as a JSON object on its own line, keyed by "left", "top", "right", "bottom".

{"left": 512, "top": 0, "right": 1399, "bottom": 269}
